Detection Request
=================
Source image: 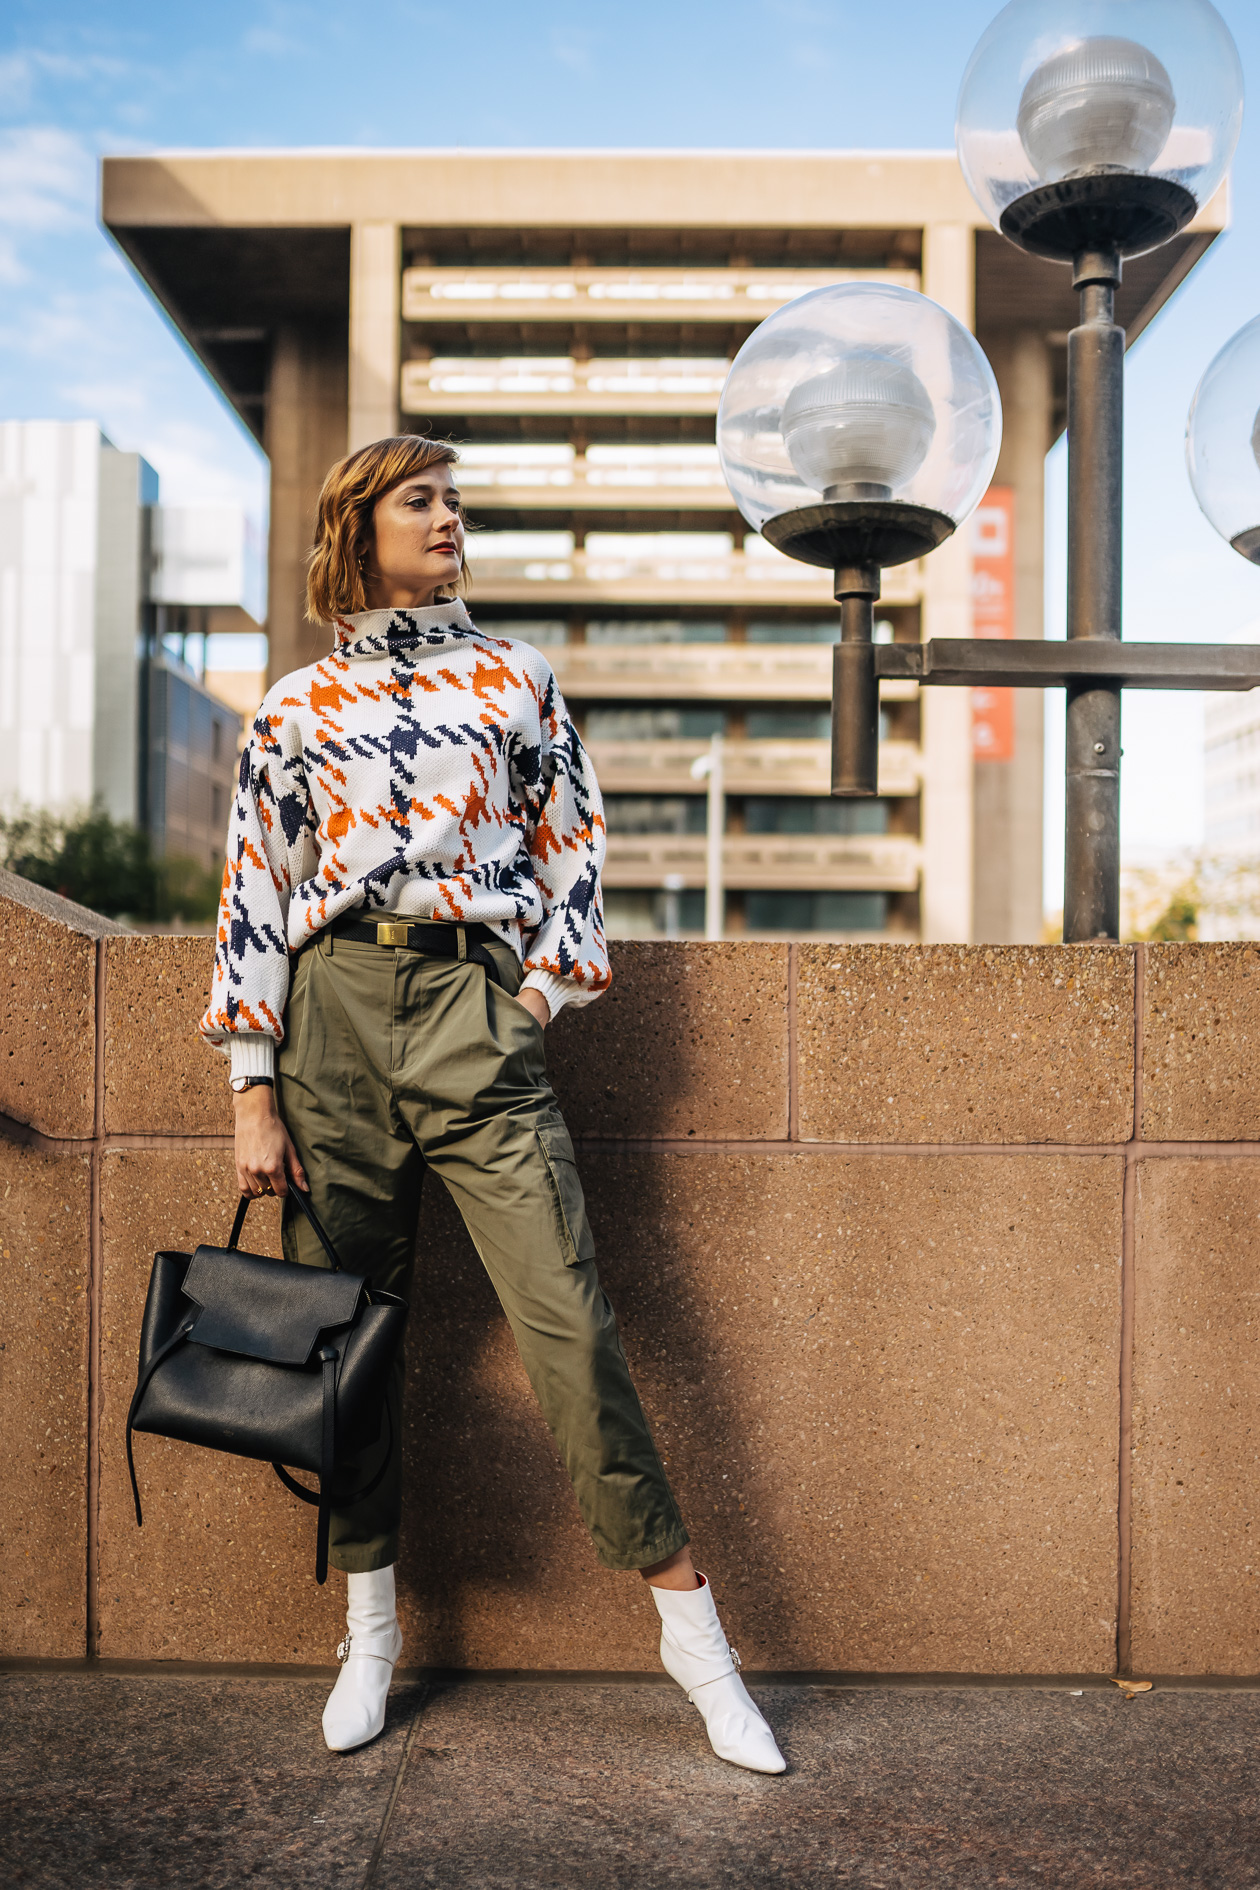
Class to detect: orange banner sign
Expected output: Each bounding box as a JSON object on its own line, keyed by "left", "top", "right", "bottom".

{"left": 972, "top": 486, "right": 1015, "bottom": 763}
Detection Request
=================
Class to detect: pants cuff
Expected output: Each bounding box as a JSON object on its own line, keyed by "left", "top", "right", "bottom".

{"left": 597, "top": 1522, "right": 691, "bottom": 1573}
{"left": 328, "top": 1544, "right": 399, "bottom": 1575}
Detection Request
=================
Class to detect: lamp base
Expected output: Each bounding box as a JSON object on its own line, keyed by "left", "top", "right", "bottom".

{"left": 999, "top": 173, "right": 1197, "bottom": 263}
{"left": 761, "top": 501, "right": 955, "bottom": 572}
{"left": 1231, "top": 526, "right": 1260, "bottom": 567}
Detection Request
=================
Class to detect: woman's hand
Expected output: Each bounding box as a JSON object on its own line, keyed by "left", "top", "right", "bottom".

{"left": 515, "top": 987, "right": 550, "bottom": 1030}
{"left": 233, "top": 1085, "right": 309, "bottom": 1198}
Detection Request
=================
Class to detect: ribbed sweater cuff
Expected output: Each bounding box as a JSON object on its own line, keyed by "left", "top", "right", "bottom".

{"left": 229, "top": 1035, "right": 277, "bottom": 1081}
{"left": 519, "top": 970, "right": 575, "bottom": 1021}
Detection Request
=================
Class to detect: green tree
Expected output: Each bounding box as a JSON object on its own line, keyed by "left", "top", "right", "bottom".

{"left": 0, "top": 805, "right": 220, "bottom": 924}
{"left": 1143, "top": 891, "right": 1198, "bottom": 943}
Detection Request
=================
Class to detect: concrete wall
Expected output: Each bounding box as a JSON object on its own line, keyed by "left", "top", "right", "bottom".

{"left": 2, "top": 877, "right": 1259, "bottom": 1678}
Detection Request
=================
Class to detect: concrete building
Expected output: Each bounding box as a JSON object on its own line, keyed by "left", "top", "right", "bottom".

{"left": 0, "top": 419, "right": 247, "bottom": 870}
{"left": 101, "top": 150, "right": 1225, "bottom": 939}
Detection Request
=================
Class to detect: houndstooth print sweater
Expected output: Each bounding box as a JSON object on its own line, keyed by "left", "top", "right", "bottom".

{"left": 199, "top": 601, "right": 609, "bottom": 1077}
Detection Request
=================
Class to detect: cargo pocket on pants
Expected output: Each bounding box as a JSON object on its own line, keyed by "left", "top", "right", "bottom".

{"left": 536, "top": 1121, "right": 597, "bottom": 1264}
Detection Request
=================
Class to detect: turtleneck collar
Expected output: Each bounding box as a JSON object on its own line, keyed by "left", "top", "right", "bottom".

{"left": 332, "top": 598, "right": 476, "bottom": 660}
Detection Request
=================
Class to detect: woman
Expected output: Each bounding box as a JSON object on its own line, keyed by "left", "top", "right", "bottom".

{"left": 200, "top": 435, "right": 783, "bottom": 1774}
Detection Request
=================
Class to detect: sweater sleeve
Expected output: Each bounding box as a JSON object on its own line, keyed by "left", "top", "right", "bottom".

{"left": 516, "top": 669, "right": 610, "bottom": 1017}
{"left": 199, "top": 718, "right": 302, "bottom": 1061}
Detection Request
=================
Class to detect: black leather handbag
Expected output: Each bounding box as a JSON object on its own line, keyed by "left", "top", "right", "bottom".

{"left": 126, "top": 1187, "right": 408, "bottom": 1582}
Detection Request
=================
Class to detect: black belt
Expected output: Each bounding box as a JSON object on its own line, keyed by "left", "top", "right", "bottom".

{"left": 318, "top": 918, "right": 506, "bottom": 990}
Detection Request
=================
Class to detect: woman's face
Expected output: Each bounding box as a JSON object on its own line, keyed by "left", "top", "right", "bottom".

{"left": 363, "top": 462, "right": 465, "bottom": 608}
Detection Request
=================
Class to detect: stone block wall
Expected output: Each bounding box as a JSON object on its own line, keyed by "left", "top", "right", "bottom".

{"left": 2, "top": 876, "right": 1258, "bottom": 1677}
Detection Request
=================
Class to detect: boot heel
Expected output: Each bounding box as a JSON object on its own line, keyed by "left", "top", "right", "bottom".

{"left": 650, "top": 1573, "right": 786, "bottom": 1775}
{"left": 322, "top": 1565, "right": 401, "bottom": 1753}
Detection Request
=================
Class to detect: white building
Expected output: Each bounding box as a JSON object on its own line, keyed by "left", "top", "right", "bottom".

{"left": 0, "top": 420, "right": 252, "bottom": 868}
{"left": 1195, "top": 631, "right": 1260, "bottom": 940}
{"left": 1205, "top": 673, "right": 1260, "bottom": 857}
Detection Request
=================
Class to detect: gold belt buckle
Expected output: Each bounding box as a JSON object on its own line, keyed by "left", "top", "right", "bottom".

{"left": 376, "top": 921, "right": 411, "bottom": 947}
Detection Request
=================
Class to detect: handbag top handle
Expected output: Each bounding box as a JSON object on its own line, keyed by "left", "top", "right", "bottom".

{"left": 228, "top": 1185, "right": 343, "bottom": 1271}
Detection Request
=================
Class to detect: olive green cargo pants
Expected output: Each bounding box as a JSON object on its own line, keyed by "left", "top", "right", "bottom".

{"left": 276, "top": 926, "right": 688, "bottom": 1576}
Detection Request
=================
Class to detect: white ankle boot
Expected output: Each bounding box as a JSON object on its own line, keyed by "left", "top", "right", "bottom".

{"left": 322, "top": 1565, "right": 404, "bottom": 1752}
{"left": 651, "top": 1574, "right": 786, "bottom": 1773}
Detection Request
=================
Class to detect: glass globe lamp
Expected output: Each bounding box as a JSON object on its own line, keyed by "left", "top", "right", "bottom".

{"left": 718, "top": 282, "right": 1000, "bottom": 798}
{"left": 1187, "top": 315, "right": 1260, "bottom": 565}
{"left": 957, "top": 0, "right": 1243, "bottom": 261}
{"left": 717, "top": 281, "right": 1001, "bottom": 575}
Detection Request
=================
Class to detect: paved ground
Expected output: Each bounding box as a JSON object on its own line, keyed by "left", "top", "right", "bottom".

{"left": 3, "top": 1673, "right": 1259, "bottom": 1888}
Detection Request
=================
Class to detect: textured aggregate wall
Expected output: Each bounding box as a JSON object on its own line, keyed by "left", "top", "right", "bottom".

{"left": 2, "top": 880, "right": 1259, "bottom": 1676}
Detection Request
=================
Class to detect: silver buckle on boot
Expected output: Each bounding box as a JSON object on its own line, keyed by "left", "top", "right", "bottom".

{"left": 729, "top": 1646, "right": 743, "bottom": 1673}
{"left": 336, "top": 1634, "right": 352, "bottom": 1664}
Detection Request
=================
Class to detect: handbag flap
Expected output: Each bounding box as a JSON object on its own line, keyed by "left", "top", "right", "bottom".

{"left": 181, "top": 1246, "right": 366, "bottom": 1366}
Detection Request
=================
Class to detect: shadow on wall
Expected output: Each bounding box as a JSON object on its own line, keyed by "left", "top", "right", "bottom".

{"left": 396, "top": 1179, "right": 612, "bottom": 1668}
{"left": 588, "top": 1152, "right": 804, "bottom": 1669}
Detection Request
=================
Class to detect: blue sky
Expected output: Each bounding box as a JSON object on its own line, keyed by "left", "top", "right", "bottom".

{"left": 2, "top": 0, "right": 1259, "bottom": 894}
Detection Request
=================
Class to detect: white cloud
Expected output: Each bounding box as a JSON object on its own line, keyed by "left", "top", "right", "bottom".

{"left": 549, "top": 28, "right": 596, "bottom": 73}
{"left": 0, "top": 52, "right": 36, "bottom": 108}
{"left": 759, "top": 0, "right": 838, "bottom": 24}
{"left": 241, "top": 0, "right": 322, "bottom": 62}
{"left": 242, "top": 27, "right": 302, "bottom": 57}
{"left": 73, "top": 392, "right": 266, "bottom": 509}
{"left": 0, "top": 126, "right": 94, "bottom": 234}
{"left": 0, "top": 48, "right": 138, "bottom": 110}
{"left": 0, "top": 235, "right": 25, "bottom": 286}
{"left": 0, "top": 285, "right": 104, "bottom": 365}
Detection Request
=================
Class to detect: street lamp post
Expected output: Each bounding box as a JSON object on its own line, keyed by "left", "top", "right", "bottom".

{"left": 717, "top": 3, "right": 1248, "bottom": 946}
{"left": 690, "top": 735, "right": 726, "bottom": 940}
{"left": 954, "top": 0, "right": 1245, "bottom": 940}
{"left": 716, "top": 281, "right": 1002, "bottom": 799}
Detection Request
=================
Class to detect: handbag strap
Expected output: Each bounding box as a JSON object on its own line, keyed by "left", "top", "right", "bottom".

{"left": 273, "top": 1353, "right": 396, "bottom": 1587}
{"left": 315, "top": 1346, "right": 338, "bottom": 1583}
{"left": 125, "top": 1316, "right": 198, "bottom": 1527}
{"left": 271, "top": 1401, "right": 395, "bottom": 1513}
{"left": 229, "top": 1184, "right": 343, "bottom": 1271}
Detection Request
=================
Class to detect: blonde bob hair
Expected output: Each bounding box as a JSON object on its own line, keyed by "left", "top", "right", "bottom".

{"left": 305, "top": 435, "right": 469, "bottom": 623}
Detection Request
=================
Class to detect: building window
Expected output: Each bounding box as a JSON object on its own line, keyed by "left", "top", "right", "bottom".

{"left": 603, "top": 888, "right": 705, "bottom": 937}
{"left": 586, "top": 707, "right": 727, "bottom": 741}
{"left": 475, "top": 620, "right": 568, "bottom": 647}
{"left": 586, "top": 620, "right": 725, "bottom": 645}
{"left": 746, "top": 708, "right": 831, "bottom": 741}
{"left": 604, "top": 796, "right": 708, "bottom": 835}
{"left": 747, "top": 620, "right": 895, "bottom": 645}
{"left": 745, "top": 891, "right": 888, "bottom": 933}
{"left": 743, "top": 796, "right": 889, "bottom": 836}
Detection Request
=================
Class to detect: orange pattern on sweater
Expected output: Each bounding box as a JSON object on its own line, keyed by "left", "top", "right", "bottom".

{"left": 199, "top": 602, "right": 609, "bottom": 1056}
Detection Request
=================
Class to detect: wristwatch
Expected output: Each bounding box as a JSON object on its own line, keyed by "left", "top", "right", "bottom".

{"left": 230, "top": 1075, "right": 275, "bottom": 1094}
